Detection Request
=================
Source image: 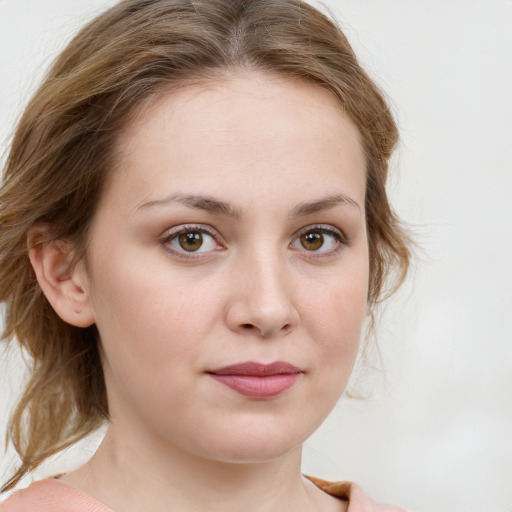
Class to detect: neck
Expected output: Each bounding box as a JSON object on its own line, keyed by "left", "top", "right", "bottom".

{"left": 64, "top": 422, "right": 327, "bottom": 512}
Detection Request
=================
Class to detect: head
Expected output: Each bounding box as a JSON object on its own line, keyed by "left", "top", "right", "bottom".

{"left": 0, "top": 0, "right": 410, "bottom": 490}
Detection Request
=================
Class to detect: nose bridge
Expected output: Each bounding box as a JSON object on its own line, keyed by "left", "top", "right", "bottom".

{"left": 248, "top": 244, "right": 289, "bottom": 307}
{"left": 226, "top": 241, "right": 299, "bottom": 337}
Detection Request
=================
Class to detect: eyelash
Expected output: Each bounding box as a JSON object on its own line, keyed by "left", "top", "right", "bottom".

{"left": 292, "top": 224, "right": 349, "bottom": 257}
{"left": 160, "top": 223, "right": 349, "bottom": 260}
{"left": 160, "top": 224, "right": 224, "bottom": 260}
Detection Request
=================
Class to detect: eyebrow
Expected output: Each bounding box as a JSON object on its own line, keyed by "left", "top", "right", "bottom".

{"left": 290, "top": 193, "right": 361, "bottom": 217}
{"left": 137, "top": 193, "right": 244, "bottom": 218}
{"left": 137, "top": 192, "right": 361, "bottom": 218}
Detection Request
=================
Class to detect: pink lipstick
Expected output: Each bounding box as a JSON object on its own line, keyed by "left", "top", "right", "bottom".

{"left": 208, "top": 361, "right": 302, "bottom": 399}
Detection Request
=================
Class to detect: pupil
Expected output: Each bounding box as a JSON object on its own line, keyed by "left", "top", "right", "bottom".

{"left": 301, "top": 232, "right": 323, "bottom": 250}
{"left": 179, "top": 232, "right": 203, "bottom": 251}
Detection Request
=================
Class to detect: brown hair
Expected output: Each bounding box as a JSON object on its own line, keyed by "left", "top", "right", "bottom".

{"left": 0, "top": 0, "right": 410, "bottom": 491}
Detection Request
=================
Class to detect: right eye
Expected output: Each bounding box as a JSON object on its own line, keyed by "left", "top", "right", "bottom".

{"left": 162, "top": 225, "right": 222, "bottom": 256}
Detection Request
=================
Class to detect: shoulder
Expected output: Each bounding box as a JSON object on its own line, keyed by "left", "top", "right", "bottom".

{"left": 0, "top": 478, "right": 113, "bottom": 512}
{"left": 2, "top": 475, "right": 410, "bottom": 512}
{"left": 306, "top": 475, "right": 410, "bottom": 512}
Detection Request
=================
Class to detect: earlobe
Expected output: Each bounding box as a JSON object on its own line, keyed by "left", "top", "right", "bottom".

{"left": 27, "top": 228, "right": 95, "bottom": 328}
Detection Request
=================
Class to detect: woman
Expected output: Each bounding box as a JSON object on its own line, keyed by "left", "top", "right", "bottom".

{"left": 0, "top": 0, "right": 411, "bottom": 510}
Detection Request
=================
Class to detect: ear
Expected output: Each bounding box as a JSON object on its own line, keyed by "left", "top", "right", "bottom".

{"left": 27, "top": 228, "right": 95, "bottom": 328}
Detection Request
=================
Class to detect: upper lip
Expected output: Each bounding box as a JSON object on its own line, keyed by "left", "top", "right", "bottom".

{"left": 208, "top": 361, "right": 302, "bottom": 376}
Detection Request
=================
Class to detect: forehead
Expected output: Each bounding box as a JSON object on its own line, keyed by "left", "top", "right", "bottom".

{"left": 103, "top": 72, "right": 366, "bottom": 214}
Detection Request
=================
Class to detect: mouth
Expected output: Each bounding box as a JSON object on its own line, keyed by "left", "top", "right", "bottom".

{"left": 207, "top": 361, "right": 303, "bottom": 399}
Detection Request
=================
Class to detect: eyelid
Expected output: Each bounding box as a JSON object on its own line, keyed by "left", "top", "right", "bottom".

{"left": 160, "top": 224, "right": 225, "bottom": 258}
{"left": 291, "top": 224, "right": 350, "bottom": 254}
{"left": 162, "top": 223, "right": 220, "bottom": 240}
{"left": 295, "top": 224, "right": 348, "bottom": 242}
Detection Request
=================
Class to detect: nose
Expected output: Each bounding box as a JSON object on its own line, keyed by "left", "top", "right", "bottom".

{"left": 224, "top": 252, "right": 299, "bottom": 338}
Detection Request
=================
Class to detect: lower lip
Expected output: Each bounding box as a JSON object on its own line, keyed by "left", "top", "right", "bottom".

{"left": 209, "top": 373, "right": 301, "bottom": 398}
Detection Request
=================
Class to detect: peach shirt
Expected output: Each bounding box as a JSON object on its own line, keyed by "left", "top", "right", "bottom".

{"left": 0, "top": 475, "right": 408, "bottom": 511}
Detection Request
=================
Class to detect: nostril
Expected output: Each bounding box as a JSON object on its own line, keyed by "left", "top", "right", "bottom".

{"left": 240, "top": 322, "right": 293, "bottom": 336}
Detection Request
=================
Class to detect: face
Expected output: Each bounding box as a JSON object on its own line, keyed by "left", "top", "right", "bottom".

{"left": 82, "top": 72, "right": 369, "bottom": 463}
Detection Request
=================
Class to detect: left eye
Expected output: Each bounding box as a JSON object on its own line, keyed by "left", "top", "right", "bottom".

{"left": 167, "top": 229, "right": 219, "bottom": 253}
{"left": 291, "top": 228, "right": 341, "bottom": 253}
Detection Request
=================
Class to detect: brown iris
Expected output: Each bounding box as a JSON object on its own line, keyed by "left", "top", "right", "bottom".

{"left": 178, "top": 232, "right": 203, "bottom": 252}
{"left": 300, "top": 232, "right": 324, "bottom": 251}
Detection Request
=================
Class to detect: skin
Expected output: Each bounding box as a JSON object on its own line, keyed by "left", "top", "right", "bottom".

{"left": 31, "top": 71, "right": 369, "bottom": 512}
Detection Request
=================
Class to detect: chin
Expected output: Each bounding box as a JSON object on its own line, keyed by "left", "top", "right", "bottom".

{"left": 186, "top": 421, "right": 310, "bottom": 465}
{"left": 209, "top": 442, "right": 301, "bottom": 465}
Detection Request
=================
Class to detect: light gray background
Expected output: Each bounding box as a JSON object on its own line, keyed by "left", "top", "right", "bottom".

{"left": 0, "top": 1, "right": 511, "bottom": 511}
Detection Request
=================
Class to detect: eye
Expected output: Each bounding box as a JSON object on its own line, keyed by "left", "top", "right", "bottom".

{"left": 163, "top": 225, "right": 221, "bottom": 255}
{"left": 291, "top": 226, "right": 345, "bottom": 253}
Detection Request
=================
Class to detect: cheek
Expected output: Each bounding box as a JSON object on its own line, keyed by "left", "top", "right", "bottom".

{"left": 90, "top": 238, "right": 213, "bottom": 328}
{"left": 304, "top": 268, "right": 368, "bottom": 341}
{"left": 93, "top": 273, "right": 212, "bottom": 358}
{"left": 91, "top": 272, "right": 209, "bottom": 421}
{"left": 89, "top": 255, "right": 229, "bottom": 406}
{"left": 300, "top": 263, "right": 369, "bottom": 391}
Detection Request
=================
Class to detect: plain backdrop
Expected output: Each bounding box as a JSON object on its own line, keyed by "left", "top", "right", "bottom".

{"left": 0, "top": 1, "right": 511, "bottom": 511}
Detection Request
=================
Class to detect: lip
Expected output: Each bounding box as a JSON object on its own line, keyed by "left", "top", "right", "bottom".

{"left": 207, "top": 361, "right": 303, "bottom": 399}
